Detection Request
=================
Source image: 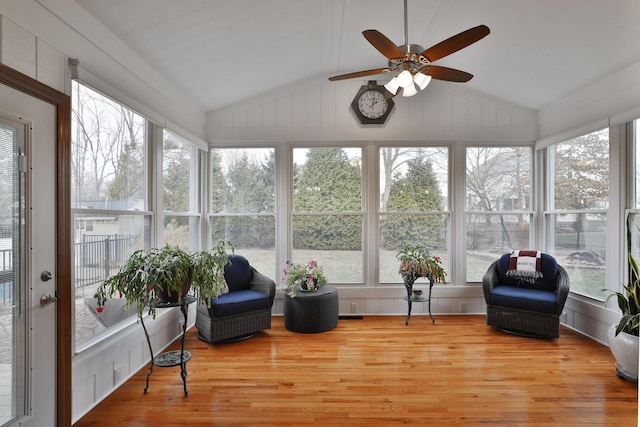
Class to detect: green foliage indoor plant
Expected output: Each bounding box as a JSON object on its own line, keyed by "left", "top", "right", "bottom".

{"left": 605, "top": 253, "right": 640, "bottom": 337}
{"left": 603, "top": 212, "right": 640, "bottom": 381}
{"left": 190, "top": 240, "right": 235, "bottom": 306}
{"left": 396, "top": 243, "right": 446, "bottom": 285}
{"left": 94, "top": 241, "right": 233, "bottom": 319}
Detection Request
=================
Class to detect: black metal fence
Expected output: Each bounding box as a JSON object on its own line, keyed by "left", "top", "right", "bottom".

{"left": 74, "top": 234, "right": 141, "bottom": 288}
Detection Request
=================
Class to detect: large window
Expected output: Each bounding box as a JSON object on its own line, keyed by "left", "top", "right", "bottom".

{"left": 466, "top": 147, "right": 533, "bottom": 281}
{"left": 71, "top": 81, "right": 151, "bottom": 348}
{"left": 546, "top": 128, "right": 609, "bottom": 300}
{"left": 379, "top": 147, "right": 449, "bottom": 283}
{"left": 210, "top": 148, "right": 276, "bottom": 278}
{"left": 292, "top": 147, "right": 362, "bottom": 283}
{"left": 162, "top": 130, "right": 200, "bottom": 250}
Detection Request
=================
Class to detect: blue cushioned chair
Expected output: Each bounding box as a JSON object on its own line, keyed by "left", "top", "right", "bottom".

{"left": 482, "top": 252, "right": 570, "bottom": 338}
{"left": 196, "top": 254, "right": 275, "bottom": 343}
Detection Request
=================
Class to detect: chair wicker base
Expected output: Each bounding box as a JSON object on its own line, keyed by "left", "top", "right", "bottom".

{"left": 487, "top": 305, "right": 560, "bottom": 339}
{"left": 195, "top": 304, "right": 272, "bottom": 343}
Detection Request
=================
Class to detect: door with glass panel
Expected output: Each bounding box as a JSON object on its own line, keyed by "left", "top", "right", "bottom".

{"left": 0, "top": 85, "right": 57, "bottom": 425}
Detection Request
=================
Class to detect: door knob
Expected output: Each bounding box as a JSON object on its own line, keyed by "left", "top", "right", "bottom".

{"left": 40, "top": 293, "right": 57, "bottom": 308}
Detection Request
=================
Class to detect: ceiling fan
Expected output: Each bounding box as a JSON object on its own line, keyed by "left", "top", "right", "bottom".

{"left": 328, "top": 0, "right": 490, "bottom": 97}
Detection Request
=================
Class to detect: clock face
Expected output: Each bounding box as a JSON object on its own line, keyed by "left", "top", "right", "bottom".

{"left": 357, "top": 89, "right": 389, "bottom": 119}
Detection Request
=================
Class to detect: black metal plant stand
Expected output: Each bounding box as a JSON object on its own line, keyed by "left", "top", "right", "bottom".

{"left": 402, "top": 273, "right": 435, "bottom": 326}
{"left": 140, "top": 294, "right": 196, "bottom": 396}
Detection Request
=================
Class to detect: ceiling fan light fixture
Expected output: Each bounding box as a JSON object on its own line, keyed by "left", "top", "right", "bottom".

{"left": 397, "top": 70, "right": 413, "bottom": 88}
{"left": 384, "top": 77, "right": 400, "bottom": 95}
{"left": 413, "top": 72, "right": 432, "bottom": 90}
{"left": 402, "top": 83, "right": 417, "bottom": 97}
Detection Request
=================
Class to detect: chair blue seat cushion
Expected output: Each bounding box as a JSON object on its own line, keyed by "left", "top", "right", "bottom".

{"left": 209, "top": 289, "right": 271, "bottom": 317}
{"left": 490, "top": 285, "right": 558, "bottom": 314}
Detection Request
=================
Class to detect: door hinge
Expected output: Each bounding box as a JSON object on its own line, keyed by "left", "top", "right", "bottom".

{"left": 18, "top": 154, "right": 27, "bottom": 173}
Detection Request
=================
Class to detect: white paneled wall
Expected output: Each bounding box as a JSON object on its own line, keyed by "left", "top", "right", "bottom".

{"left": 206, "top": 76, "right": 538, "bottom": 143}
{"left": 0, "top": 15, "right": 66, "bottom": 94}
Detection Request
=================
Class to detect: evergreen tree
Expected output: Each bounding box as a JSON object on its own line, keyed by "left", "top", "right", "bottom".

{"left": 381, "top": 157, "right": 444, "bottom": 250}
{"left": 294, "top": 148, "right": 361, "bottom": 250}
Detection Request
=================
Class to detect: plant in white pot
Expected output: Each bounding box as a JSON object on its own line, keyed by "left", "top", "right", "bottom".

{"left": 605, "top": 253, "right": 640, "bottom": 382}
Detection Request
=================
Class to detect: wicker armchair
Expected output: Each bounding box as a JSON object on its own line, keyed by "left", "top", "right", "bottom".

{"left": 196, "top": 254, "right": 275, "bottom": 343}
{"left": 482, "top": 252, "right": 570, "bottom": 338}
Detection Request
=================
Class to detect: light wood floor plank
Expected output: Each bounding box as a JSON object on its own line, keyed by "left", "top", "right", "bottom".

{"left": 74, "top": 315, "right": 638, "bottom": 426}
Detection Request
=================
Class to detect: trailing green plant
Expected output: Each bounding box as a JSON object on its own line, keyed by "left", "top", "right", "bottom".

{"left": 605, "top": 252, "right": 640, "bottom": 337}
{"left": 94, "top": 241, "right": 234, "bottom": 319}
{"left": 191, "top": 240, "right": 234, "bottom": 306}
{"left": 396, "top": 243, "right": 446, "bottom": 284}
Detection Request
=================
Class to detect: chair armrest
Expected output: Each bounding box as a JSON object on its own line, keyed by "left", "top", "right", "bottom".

{"left": 250, "top": 267, "right": 276, "bottom": 305}
{"left": 554, "top": 265, "right": 570, "bottom": 315}
{"left": 482, "top": 260, "right": 500, "bottom": 304}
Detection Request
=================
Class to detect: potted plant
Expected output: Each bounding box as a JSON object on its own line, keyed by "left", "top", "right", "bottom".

{"left": 94, "top": 241, "right": 233, "bottom": 319}
{"left": 190, "top": 240, "right": 234, "bottom": 306}
{"left": 281, "top": 260, "right": 327, "bottom": 298}
{"left": 604, "top": 253, "right": 640, "bottom": 382}
{"left": 396, "top": 243, "right": 446, "bottom": 298}
{"left": 604, "top": 212, "right": 640, "bottom": 382}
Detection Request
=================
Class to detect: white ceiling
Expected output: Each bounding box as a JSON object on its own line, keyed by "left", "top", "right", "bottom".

{"left": 74, "top": 0, "right": 640, "bottom": 113}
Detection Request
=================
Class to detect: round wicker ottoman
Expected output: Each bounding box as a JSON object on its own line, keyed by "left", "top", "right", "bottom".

{"left": 283, "top": 286, "right": 339, "bottom": 333}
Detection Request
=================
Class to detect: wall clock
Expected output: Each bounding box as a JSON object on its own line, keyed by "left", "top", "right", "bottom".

{"left": 351, "top": 81, "right": 394, "bottom": 125}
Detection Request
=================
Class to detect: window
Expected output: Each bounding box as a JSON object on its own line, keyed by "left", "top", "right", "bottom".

{"left": 162, "top": 130, "right": 200, "bottom": 250}
{"left": 210, "top": 148, "right": 276, "bottom": 278}
{"left": 71, "top": 81, "right": 151, "bottom": 349}
{"left": 379, "top": 147, "right": 449, "bottom": 283}
{"left": 466, "top": 147, "right": 533, "bottom": 281}
{"left": 636, "top": 119, "right": 640, "bottom": 209}
{"left": 292, "top": 147, "right": 362, "bottom": 283}
{"left": 546, "top": 128, "right": 609, "bottom": 300}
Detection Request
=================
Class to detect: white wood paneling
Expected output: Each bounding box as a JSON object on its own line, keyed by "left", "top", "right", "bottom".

{"left": 36, "top": 39, "right": 65, "bottom": 93}
{"left": 72, "top": 305, "right": 196, "bottom": 423}
{"left": 1, "top": 16, "right": 36, "bottom": 78}
{"left": 206, "top": 77, "right": 538, "bottom": 143}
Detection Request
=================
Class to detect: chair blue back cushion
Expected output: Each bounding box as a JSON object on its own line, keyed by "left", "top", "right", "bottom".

{"left": 209, "top": 254, "right": 270, "bottom": 318}
{"left": 496, "top": 252, "right": 558, "bottom": 291}
{"left": 224, "top": 254, "right": 252, "bottom": 292}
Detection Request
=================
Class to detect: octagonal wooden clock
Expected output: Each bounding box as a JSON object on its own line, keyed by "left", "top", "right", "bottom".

{"left": 351, "top": 80, "right": 394, "bottom": 125}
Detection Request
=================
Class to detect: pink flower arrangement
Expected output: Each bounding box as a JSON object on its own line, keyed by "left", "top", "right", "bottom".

{"left": 281, "top": 259, "right": 328, "bottom": 298}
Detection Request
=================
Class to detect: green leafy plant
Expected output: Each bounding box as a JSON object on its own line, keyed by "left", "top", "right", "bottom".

{"left": 94, "top": 241, "right": 234, "bottom": 319}
{"left": 281, "top": 260, "right": 327, "bottom": 298}
{"left": 605, "top": 252, "right": 640, "bottom": 337}
{"left": 191, "top": 240, "right": 234, "bottom": 306}
{"left": 396, "top": 243, "right": 446, "bottom": 284}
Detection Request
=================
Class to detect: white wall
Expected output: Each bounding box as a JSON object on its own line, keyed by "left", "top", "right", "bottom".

{"left": 207, "top": 75, "right": 538, "bottom": 143}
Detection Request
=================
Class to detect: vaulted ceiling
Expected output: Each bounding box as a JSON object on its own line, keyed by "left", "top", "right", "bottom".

{"left": 74, "top": 0, "right": 640, "bottom": 113}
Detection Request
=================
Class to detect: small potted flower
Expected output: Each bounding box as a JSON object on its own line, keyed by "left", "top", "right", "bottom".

{"left": 281, "top": 260, "right": 328, "bottom": 298}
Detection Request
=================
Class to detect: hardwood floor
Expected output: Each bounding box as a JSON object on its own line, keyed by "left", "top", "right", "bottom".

{"left": 74, "top": 315, "right": 638, "bottom": 426}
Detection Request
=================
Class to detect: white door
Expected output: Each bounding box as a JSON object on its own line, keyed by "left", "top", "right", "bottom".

{"left": 0, "top": 83, "right": 57, "bottom": 426}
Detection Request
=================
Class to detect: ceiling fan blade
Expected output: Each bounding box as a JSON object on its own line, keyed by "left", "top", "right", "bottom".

{"left": 422, "top": 65, "right": 473, "bottom": 82}
{"left": 420, "top": 25, "right": 490, "bottom": 63}
{"left": 362, "top": 30, "right": 405, "bottom": 60}
{"left": 328, "top": 68, "right": 391, "bottom": 81}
